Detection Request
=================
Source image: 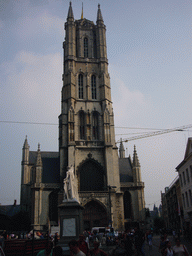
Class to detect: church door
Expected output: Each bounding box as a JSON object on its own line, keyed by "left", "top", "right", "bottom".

{"left": 83, "top": 201, "right": 108, "bottom": 230}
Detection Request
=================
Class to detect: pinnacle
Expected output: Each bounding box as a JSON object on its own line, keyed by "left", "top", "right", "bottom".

{"left": 133, "top": 145, "right": 140, "bottom": 167}
{"left": 67, "top": 1, "right": 74, "bottom": 20}
{"left": 97, "top": 3, "right": 104, "bottom": 23}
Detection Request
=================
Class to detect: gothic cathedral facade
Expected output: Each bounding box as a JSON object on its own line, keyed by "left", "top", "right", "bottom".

{"left": 20, "top": 3, "right": 145, "bottom": 231}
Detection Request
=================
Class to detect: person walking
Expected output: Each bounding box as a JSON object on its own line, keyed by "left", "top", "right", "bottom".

{"left": 90, "top": 241, "right": 108, "bottom": 256}
{"left": 37, "top": 241, "right": 53, "bottom": 256}
{"left": 134, "top": 227, "right": 145, "bottom": 256}
{"left": 69, "top": 240, "right": 86, "bottom": 256}
{"left": 163, "top": 241, "right": 173, "bottom": 256}
{"left": 78, "top": 235, "right": 90, "bottom": 256}
{"left": 173, "top": 238, "right": 189, "bottom": 256}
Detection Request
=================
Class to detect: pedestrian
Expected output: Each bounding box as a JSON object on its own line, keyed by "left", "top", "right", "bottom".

{"left": 54, "top": 232, "right": 59, "bottom": 247}
{"left": 147, "top": 230, "right": 153, "bottom": 247}
{"left": 134, "top": 227, "right": 145, "bottom": 256}
{"left": 77, "top": 235, "right": 90, "bottom": 256}
{"left": 53, "top": 246, "right": 63, "bottom": 256}
{"left": 147, "top": 230, "right": 153, "bottom": 255}
{"left": 90, "top": 241, "right": 108, "bottom": 256}
{"left": 123, "top": 233, "right": 133, "bottom": 256}
{"left": 173, "top": 237, "right": 189, "bottom": 256}
{"left": 110, "top": 239, "right": 126, "bottom": 256}
{"left": 172, "top": 230, "right": 176, "bottom": 241}
{"left": 163, "top": 241, "right": 173, "bottom": 256}
{"left": 159, "top": 234, "right": 168, "bottom": 255}
{"left": 37, "top": 241, "right": 53, "bottom": 256}
{"left": 69, "top": 239, "right": 86, "bottom": 256}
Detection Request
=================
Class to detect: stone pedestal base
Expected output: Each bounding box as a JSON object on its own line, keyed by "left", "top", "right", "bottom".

{"left": 58, "top": 200, "right": 84, "bottom": 247}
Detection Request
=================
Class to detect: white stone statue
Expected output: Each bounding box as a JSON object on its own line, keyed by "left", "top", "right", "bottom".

{"left": 63, "top": 165, "right": 79, "bottom": 202}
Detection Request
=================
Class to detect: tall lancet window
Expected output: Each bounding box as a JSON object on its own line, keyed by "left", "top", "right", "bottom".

{"left": 92, "top": 111, "right": 99, "bottom": 140}
{"left": 91, "top": 75, "right": 96, "bottom": 99}
{"left": 79, "top": 111, "right": 85, "bottom": 140}
{"left": 68, "top": 108, "right": 74, "bottom": 142}
{"left": 78, "top": 74, "right": 83, "bottom": 99}
{"left": 84, "top": 37, "right": 88, "bottom": 58}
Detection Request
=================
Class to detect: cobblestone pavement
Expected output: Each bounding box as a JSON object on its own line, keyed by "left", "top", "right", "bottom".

{"left": 100, "top": 235, "right": 192, "bottom": 256}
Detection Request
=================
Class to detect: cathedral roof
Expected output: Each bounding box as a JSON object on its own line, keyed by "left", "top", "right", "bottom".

{"left": 0, "top": 204, "right": 20, "bottom": 217}
{"left": 119, "top": 157, "right": 133, "bottom": 182}
{"left": 29, "top": 151, "right": 60, "bottom": 183}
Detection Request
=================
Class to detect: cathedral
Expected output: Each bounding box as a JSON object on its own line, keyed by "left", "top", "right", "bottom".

{"left": 20, "top": 3, "right": 145, "bottom": 231}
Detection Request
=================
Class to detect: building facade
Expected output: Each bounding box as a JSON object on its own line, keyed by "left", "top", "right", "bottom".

{"left": 176, "top": 137, "right": 192, "bottom": 233}
{"left": 161, "top": 177, "right": 183, "bottom": 231}
{"left": 20, "top": 3, "right": 145, "bottom": 231}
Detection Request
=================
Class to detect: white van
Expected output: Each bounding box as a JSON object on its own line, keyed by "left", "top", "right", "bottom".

{"left": 91, "top": 227, "right": 106, "bottom": 234}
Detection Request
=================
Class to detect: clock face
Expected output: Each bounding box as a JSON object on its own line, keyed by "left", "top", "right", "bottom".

{"left": 63, "top": 218, "right": 76, "bottom": 237}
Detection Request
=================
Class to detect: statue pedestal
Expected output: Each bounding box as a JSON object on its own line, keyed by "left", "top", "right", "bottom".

{"left": 58, "top": 200, "right": 84, "bottom": 247}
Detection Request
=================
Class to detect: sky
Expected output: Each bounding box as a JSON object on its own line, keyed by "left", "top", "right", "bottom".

{"left": 0, "top": 0, "right": 191, "bottom": 211}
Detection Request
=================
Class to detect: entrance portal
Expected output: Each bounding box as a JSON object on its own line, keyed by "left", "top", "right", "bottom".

{"left": 83, "top": 200, "right": 108, "bottom": 230}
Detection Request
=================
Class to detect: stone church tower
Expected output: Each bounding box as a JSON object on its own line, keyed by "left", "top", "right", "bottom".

{"left": 58, "top": 2, "right": 124, "bottom": 230}
{"left": 20, "top": 3, "right": 145, "bottom": 231}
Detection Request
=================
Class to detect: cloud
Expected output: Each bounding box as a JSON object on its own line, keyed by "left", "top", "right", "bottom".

{"left": 14, "top": 10, "right": 63, "bottom": 41}
{"left": 109, "top": 67, "right": 151, "bottom": 126}
{"left": 1, "top": 50, "right": 62, "bottom": 122}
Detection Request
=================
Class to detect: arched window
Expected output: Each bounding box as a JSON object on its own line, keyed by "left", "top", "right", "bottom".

{"left": 84, "top": 38, "right": 88, "bottom": 58}
{"left": 78, "top": 74, "right": 83, "bottom": 99}
{"left": 92, "top": 111, "right": 99, "bottom": 140}
{"left": 68, "top": 108, "right": 74, "bottom": 142}
{"left": 124, "top": 191, "right": 133, "bottom": 219}
{"left": 79, "top": 111, "right": 85, "bottom": 140}
{"left": 91, "top": 75, "right": 96, "bottom": 99}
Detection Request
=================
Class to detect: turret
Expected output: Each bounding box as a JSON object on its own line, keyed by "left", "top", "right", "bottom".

{"left": 67, "top": 1, "right": 74, "bottom": 21}
{"left": 132, "top": 145, "right": 141, "bottom": 182}
{"left": 22, "top": 135, "right": 29, "bottom": 165}
{"left": 96, "top": 4, "right": 107, "bottom": 60}
{"left": 36, "top": 143, "right": 42, "bottom": 183}
{"left": 20, "top": 136, "right": 30, "bottom": 211}
{"left": 21, "top": 136, "right": 30, "bottom": 185}
{"left": 119, "top": 139, "right": 125, "bottom": 158}
{"left": 64, "top": 2, "right": 76, "bottom": 59}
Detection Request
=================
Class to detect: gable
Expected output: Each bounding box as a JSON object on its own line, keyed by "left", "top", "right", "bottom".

{"left": 184, "top": 137, "right": 192, "bottom": 159}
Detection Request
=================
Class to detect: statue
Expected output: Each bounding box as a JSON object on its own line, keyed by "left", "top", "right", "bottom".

{"left": 63, "top": 165, "right": 79, "bottom": 203}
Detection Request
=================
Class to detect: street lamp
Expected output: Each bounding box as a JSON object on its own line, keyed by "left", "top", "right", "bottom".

{"left": 108, "top": 185, "right": 116, "bottom": 228}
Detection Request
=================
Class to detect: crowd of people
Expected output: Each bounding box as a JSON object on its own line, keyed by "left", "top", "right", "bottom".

{"left": 0, "top": 228, "right": 191, "bottom": 256}
{"left": 159, "top": 233, "right": 190, "bottom": 256}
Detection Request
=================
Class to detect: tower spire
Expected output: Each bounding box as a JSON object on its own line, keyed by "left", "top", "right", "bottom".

{"left": 67, "top": 1, "right": 74, "bottom": 20}
{"left": 81, "top": 2, "right": 83, "bottom": 19}
{"left": 119, "top": 138, "right": 125, "bottom": 158}
{"left": 97, "top": 3, "right": 104, "bottom": 24}
{"left": 133, "top": 145, "right": 140, "bottom": 167}
{"left": 23, "top": 135, "right": 29, "bottom": 149}
{"left": 36, "top": 143, "right": 42, "bottom": 166}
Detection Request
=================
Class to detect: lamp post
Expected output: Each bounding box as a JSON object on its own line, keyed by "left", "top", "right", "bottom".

{"left": 108, "top": 185, "right": 116, "bottom": 228}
